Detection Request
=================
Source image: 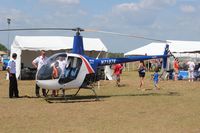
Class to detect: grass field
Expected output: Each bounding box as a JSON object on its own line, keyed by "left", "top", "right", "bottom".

{"left": 0, "top": 70, "right": 200, "bottom": 133}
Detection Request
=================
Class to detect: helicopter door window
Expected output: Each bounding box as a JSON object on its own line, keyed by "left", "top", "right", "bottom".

{"left": 69, "top": 57, "right": 82, "bottom": 79}
{"left": 59, "top": 57, "right": 82, "bottom": 84}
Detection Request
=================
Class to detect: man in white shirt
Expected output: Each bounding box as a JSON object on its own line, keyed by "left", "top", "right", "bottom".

{"left": 32, "top": 50, "right": 48, "bottom": 97}
{"left": 7, "top": 53, "right": 19, "bottom": 98}
{"left": 54, "top": 56, "right": 67, "bottom": 96}
{"left": 187, "top": 60, "right": 195, "bottom": 82}
{"left": 57, "top": 56, "right": 67, "bottom": 76}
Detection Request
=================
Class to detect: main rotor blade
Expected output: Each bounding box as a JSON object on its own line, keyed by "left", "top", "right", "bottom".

{"left": 0, "top": 28, "right": 74, "bottom": 31}
{"left": 85, "top": 29, "right": 168, "bottom": 43}
{"left": 0, "top": 27, "right": 169, "bottom": 43}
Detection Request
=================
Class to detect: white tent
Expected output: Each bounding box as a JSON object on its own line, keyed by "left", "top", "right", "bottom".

{"left": 11, "top": 36, "right": 108, "bottom": 78}
{"left": 124, "top": 40, "right": 200, "bottom": 56}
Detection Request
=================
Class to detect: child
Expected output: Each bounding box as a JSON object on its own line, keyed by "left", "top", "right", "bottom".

{"left": 153, "top": 68, "right": 160, "bottom": 90}
{"left": 113, "top": 64, "right": 123, "bottom": 87}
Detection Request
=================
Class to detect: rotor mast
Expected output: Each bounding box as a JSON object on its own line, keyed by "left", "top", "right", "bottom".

{"left": 72, "top": 27, "right": 85, "bottom": 55}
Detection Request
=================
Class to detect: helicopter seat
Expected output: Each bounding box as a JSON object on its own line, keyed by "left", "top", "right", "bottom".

{"left": 70, "top": 68, "right": 79, "bottom": 79}
{"left": 58, "top": 68, "right": 78, "bottom": 84}
{"left": 64, "top": 68, "right": 71, "bottom": 77}
{"left": 58, "top": 68, "right": 72, "bottom": 84}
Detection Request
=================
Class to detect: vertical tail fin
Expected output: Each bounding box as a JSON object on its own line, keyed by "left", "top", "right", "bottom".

{"left": 162, "top": 44, "right": 169, "bottom": 69}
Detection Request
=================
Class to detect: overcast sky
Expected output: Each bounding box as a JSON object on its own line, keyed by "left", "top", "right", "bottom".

{"left": 0, "top": 0, "right": 200, "bottom": 52}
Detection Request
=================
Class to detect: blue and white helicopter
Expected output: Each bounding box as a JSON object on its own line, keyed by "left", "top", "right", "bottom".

{"left": 0, "top": 27, "right": 170, "bottom": 99}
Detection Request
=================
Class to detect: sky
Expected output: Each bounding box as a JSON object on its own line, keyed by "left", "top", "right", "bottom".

{"left": 0, "top": 0, "right": 200, "bottom": 53}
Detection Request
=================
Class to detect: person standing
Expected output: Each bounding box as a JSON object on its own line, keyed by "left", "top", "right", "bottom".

{"left": 153, "top": 68, "right": 160, "bottom": 90}
{"left": 187, "top": 60, "right": 195, "bottom": 82}
{"left": 51, "top": 61, "right": 59, "bottom": 96}
{"left": 7, "top": 53, "right": 19, "bottom": 98}
{"left": 113, "top": 63, "right": 123, "bottom": 87}
{"left": 138, "top": 60, "right": 146, "bottom": 90}
{"left": 57, "top": 56, "right": 67, "bottom": 96}
{"left": 32, "top": 50, "right": 48, "bottom": 97}
{"left": 51, "top": 57, "right": 67, "bottom": 96}
{"left": 173, "top": 58, "right": 179, "bottom": 81}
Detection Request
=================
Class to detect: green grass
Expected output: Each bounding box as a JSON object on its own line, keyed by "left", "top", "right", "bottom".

{"left": 0, "top": 70, "right": 200, "bottom": 133}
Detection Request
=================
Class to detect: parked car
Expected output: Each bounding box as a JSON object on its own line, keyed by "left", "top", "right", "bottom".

{"left": 2, "top": 55, "right": 10, "bottom": 70}
{"left": 20, "top": 67, "right": 37, "bottom": 80}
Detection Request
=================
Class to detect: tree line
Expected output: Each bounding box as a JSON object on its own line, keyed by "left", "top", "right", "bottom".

{"left": 0, "top": 43, "right": 7, "bottom": 51}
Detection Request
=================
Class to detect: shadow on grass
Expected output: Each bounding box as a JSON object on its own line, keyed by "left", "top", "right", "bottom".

{"left": 2, "top": 91, "right": 179, "bottom": 103}
{"left": 44, "top": 95, "right": 104, "bottom": 103}
{"left": 43, "top": 91, "right": 180, "bottom": 103}
{"left": 1, "top": 95, "right": 42, "bottom": 99}
{"left": 110, "top": 91, "right": 180, "bottom": 97}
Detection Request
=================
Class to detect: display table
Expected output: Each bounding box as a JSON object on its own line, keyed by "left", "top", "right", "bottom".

{"left": 178, "top": 70, "right": 188, "bottom": 80}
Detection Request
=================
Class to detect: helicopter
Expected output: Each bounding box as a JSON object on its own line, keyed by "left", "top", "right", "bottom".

{"left": 0, "top": 27, "right": 170, "bottom": 100}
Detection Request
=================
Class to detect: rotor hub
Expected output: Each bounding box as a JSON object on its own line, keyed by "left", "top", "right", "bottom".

{"left": 72, "top": 27, "right": 84, "bottom": 36}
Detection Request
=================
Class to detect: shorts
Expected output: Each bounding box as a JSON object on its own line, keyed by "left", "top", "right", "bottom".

{"left": 174, "top": 69, "right": 179, "bottom": 74}
{"left": 139, "top": 72, "right": 145, "bottom": 77}
{"left": 113, "top": 74, "right": 120, "bottom": 80}
{"left": 188, "top": 71, "right": 194, "bottom": 78}
{"left": 154, "top": 80, "right": 158, "bottom": 86}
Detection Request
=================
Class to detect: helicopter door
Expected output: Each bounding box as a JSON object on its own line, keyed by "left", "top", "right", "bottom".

{"left": 59, "top": 57, "right": 82, "bottom": 84}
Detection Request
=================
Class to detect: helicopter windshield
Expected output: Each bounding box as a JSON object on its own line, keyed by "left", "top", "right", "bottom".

{"left": 37, "top": 53, "right": 67, "bottom": 80}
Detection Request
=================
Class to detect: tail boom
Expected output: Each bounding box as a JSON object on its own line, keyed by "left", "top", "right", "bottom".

{"left": 97, "top": 44, "right": 169, "bottom": 67}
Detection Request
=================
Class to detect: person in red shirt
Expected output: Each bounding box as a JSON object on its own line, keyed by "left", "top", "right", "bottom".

{"left": 173, "top": 58, "right": 179, "bottom": 81}
{"left": 113, "top": 63, "right": 124, "bottom": 87}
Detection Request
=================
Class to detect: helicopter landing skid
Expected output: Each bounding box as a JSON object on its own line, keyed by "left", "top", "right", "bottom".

{"left": 69, "top": 85, "right": 100, "bottom": 101}
{"left": 65, "top": 86, "right": 100, "bottom": 101}
{"left": 81, "top": 86, "right": 100, "bottom": 101}
{"left": 45, "top": 86, "right": 99, "bottom": 103}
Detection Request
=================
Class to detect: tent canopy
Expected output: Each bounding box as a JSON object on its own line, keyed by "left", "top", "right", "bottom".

{"left": 11, "top": 36, "right": 108, "bottom": 78}
{"left": 124, "top": 40, "right": 200, "bottom": 56}
{"left": 13, "top": 36, "right": 108, "bottom": 51}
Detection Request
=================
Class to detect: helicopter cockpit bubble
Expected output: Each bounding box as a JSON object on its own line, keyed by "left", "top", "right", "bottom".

{"left": 36, "top": 53, "right": 67, "bottom": 80}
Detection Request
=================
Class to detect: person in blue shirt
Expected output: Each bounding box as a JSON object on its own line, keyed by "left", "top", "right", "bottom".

{"left": 153, "top": 68, "right": 160, "bottom": 90}
{"left": 7, "top": 53, "right": 19, "bottom": 98}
